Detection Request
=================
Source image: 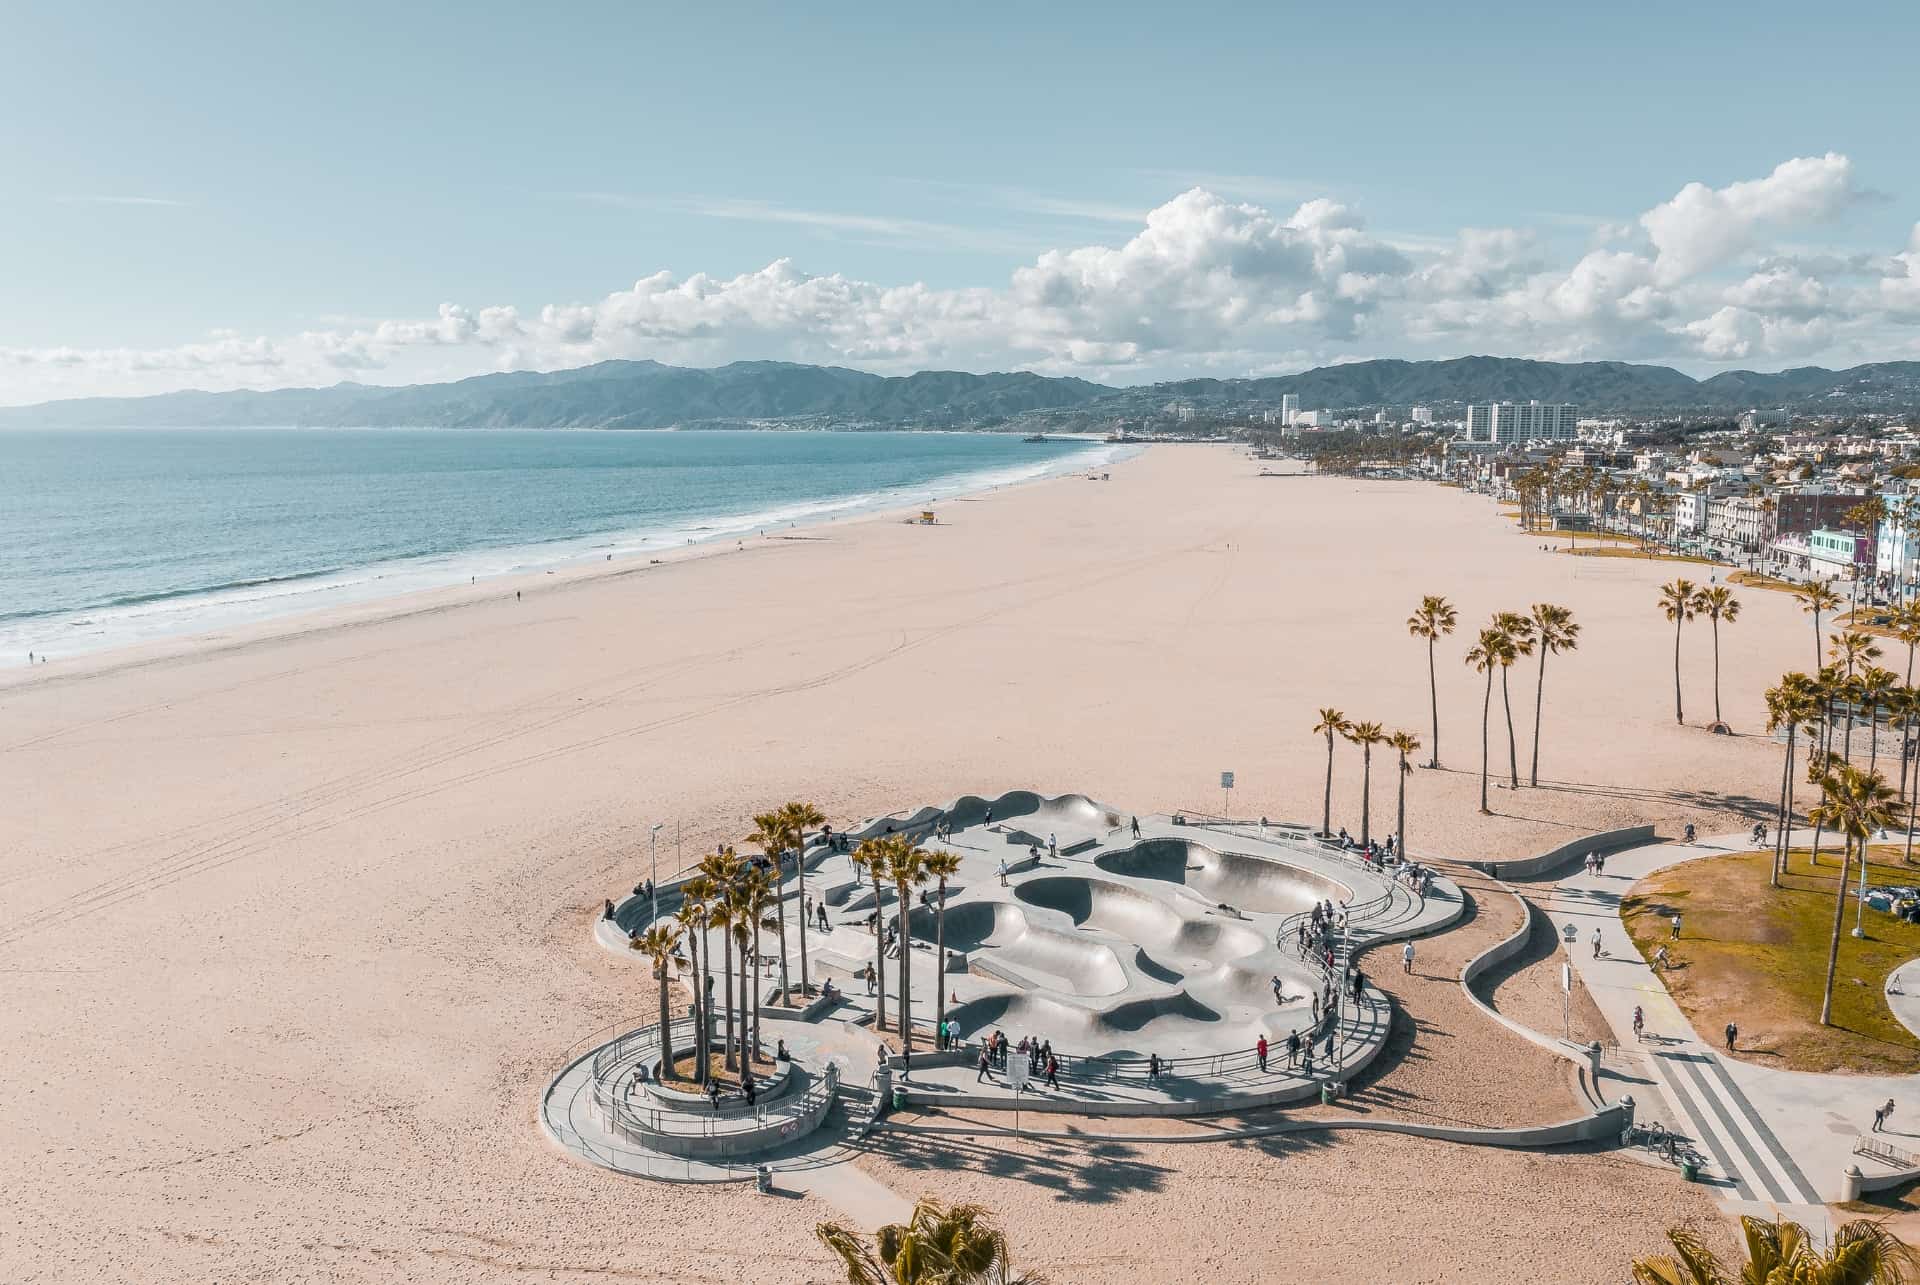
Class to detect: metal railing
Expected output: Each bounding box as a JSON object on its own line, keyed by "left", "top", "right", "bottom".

{"left": 587, "top": 1016, "right": 843, "bottom": 1147}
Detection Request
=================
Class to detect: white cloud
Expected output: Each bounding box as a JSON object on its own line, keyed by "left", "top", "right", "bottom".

{"left": 3, "top": 154, "right": 1917, "bottom": 404}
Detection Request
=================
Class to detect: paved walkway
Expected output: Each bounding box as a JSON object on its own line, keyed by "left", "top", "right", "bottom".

{"left": 1891, "top": 959, "right": 1920, "bottom": 1041}
{"left": 1538, "top": 827, "right": 1920, "bottom": 1217}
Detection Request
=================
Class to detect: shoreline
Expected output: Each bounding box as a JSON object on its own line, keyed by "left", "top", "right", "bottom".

{"left": 0, "top": 436, "right": 1143, "bottom": 690}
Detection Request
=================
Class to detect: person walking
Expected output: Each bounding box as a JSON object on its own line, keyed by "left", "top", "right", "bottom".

{"left": 998, "top": 859, "right": 1009, "bottom": 887}
{"left": 976, "top": 1047, "right": 992, "bottom": 1082}
{"left": 1043, "top": 1055, "right": 1059, "bottom": 1090}
{"left": 1632, "top": 1005, "right": 1645, "bottom": 1041}
{"left": 1048, "top": 833, "right": 1057, "bottom": 859}
{"left": 1670, "top": 913, "right": 1683, "bottom": 940}
{"left": 1874, "top": 1099, "right": 1896, "bottom": 1133}
{"left": 1130, "top": 816, "right": 1141, "bottom": 839}
{"left": 1287, "top": 1030, "right": 1301, "bottom": 1068}
{"left": 1591, "top": 928, "right": 1604, "bottom": 959}
{"left": 1147, "top": 1052, "right": 1160, "bottom": 1083}
{"left": 1256, "top": 1035, "right": 1269, "bottom": 1072}
{"left": 1723, "top": 1021, "right": 1738, "bottom": 1052}
{"left": 1402, "top": 940, "right": 1416, "bottom": 974}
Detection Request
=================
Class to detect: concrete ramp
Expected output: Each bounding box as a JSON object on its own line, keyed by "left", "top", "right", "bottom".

{"left": 1095, "top": 838, "right": 1348, "bottom": 915}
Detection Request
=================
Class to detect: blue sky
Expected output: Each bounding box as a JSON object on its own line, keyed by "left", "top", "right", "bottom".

{"left": 3, "top": 0, "right": 1918, "bottom": 403}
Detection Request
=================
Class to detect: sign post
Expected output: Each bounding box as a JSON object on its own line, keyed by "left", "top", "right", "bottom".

{"left": 1220, "top": 770, "right": 1235, "bottom": 819}
{"left": 1007, "top": 1058, "right": 1029, "bottom": 1138}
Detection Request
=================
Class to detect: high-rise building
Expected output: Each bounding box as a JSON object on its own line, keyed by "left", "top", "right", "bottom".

{"left": 1280, "top": 393, "right": 1300, "bottom": 425}
{"left": 1463, "top": 401, "right": 1578, "bottom": 443}
{"left": 1410, "top": 406, "right": 1434, "bottom": 424}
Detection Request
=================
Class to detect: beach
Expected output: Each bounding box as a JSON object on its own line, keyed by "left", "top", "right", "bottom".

{"left": 0, "top": 443, "right": 1806, "bottom": 1282}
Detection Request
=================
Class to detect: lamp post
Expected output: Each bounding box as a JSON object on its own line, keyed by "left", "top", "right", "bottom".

{"left": 650, "top": 822, "right": 664, "bottom": 923}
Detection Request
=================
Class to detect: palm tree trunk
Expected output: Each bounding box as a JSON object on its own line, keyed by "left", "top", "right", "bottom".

{"left": 1813, "top": 609, "right": 1822, "bottom": 673}
{"left": 797, "top": 833, "right": 811, "bottom": 997}
{"left": 870, "top": 865, "right": 887, "bottom": 1031}
{"left": 722, "top": 924, "right": 737, "bottom": 1072}
{"left": 1479, "top": 668, "right": 1493, "bottom": 813}
{"left": 1820, "top": 834, "right": 1853, "bottom": 1026}
{"left": 1500, "top": 667, "right": 1519, "bottom": 788}
{"left": 933, "top": 879, "right": 949, "bottom": 1045}
{"left": 1530, "top": 646, "right": 1547, "bottom": 787}
{"left": 1360, "top": 746, "right": 1372, "bottom": 848}
{"left": 895, "top": 880, "right": 911, "bottom": 1045}
{"left": 1395, "top": 757, "right": 1407, "bottom": 855}
{"left": 658, "top": 958, "right": 673, "bottom": 1082}
{"left": 776, "top": 858, "right": 791, "bottom": 1004}
{"left": 1427, "top": 638, "right": 1440, "bottom": 768}
{"left": 1673, "top": 616, "right": 1685, "bottom": 725}
{"left": 1321, "top": 734, "right": 1334, "bottom": 837}
{"left": 1710, "top": 617, "right": 1723, "bottom": 725}
{"left": 1906, "top": 786, "right": 1917, "bottom": 867}
{"left": 1773, "top": 729, "right": 1794, "bottom": 887}
{"left": 687, "top": 929, "right": 704, "bottom": 1087}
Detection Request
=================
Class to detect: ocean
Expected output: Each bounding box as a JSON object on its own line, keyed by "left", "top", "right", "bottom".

{"left": 0, "top": 427, "right": 1120, "bottom": 665}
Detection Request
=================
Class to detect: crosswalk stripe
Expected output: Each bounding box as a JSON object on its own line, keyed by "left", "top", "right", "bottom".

{"left": 1697, "top": 1052, "right": 1824, "bottom": 1205}
{"left": 1650, "top": 1051, "right": 1754, "bottom": 1200}
{"left": 1664, "top": 1052, "right": 1788, "bottom": 1203}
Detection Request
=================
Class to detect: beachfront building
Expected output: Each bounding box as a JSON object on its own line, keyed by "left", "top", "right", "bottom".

{"left": 1671, "top": 489, "right": 1721, "bottom": 539}
{"left": 1462, "top": 401, "right": 1578, "bottom": 444}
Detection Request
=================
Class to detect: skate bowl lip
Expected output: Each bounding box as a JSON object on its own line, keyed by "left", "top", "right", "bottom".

{"left": 1010, "top": 874, "right": 1268, "bottom": 960}
{"left": 1092, "top": 837, "right": 1353, "bottom": 913}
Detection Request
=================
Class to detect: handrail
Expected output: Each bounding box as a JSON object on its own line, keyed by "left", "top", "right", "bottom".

{"left": 588, "top": 1016, "right": 842, "bottom": 1141}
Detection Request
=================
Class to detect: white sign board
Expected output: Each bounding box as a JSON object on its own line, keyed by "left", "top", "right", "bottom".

{"left": 1007, "top": 1060, "right": 1030, "bottom": 1091}
{"left": 1220, "top": 771, "right": 1235, "bottom": 789}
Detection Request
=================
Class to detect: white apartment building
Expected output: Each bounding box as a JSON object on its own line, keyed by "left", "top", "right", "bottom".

{"left": 1463, "top": 401, "right": 1579, "bottom": 444}
{"left": 1671, "top": 490, "right": 1719, "bottom": 538}
{"left": 1281, "top": 394, "right": 1300, "bottom": 425}
{"left": 1410, "top": 406, "right": 1434, "bottom": 424}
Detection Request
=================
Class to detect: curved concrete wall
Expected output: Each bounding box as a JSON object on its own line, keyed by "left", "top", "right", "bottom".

{"left": 1457, "top": 885, "right": 1595, "bottom": 1070}
{"left": 1095, "top": 838, "right": 1350, "bottom": 914}
{"left": 1473, "top": 825, "right": 1656, "bottom": 881}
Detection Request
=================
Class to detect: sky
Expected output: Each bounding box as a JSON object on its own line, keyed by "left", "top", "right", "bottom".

{"left": 2, "top": 0, "right": 1919, "bottom": 406}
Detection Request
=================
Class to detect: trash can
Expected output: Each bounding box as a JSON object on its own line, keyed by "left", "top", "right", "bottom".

{"left": 756, "top": 1164, "right": 772, "bottom": 1193}
{"left": 1320, "top": 1084, "right": 1335, "bottom": 1105}
{"left": 892, "top": 1086, "right": 907, "bottom": 1111}
{"left": 1680, "top": 1159, "right": 1699, "bottom": 1182}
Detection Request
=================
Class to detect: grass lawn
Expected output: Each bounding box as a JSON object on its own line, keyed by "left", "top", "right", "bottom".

{"left": 1560, "top": 544, "right": 1720, "bottom": 565}
{"left": 1728, "top": 570, "right": 1805, "bottom": 595}
{"left": 1621, "top": 846, "right": 1920, "bottom": 1074}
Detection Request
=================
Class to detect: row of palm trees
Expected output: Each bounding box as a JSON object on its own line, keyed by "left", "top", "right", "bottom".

{"left": 627, "top": 800, "right": 824, "bottom": 1087}
{"left": 1657, "top": 580, "right": 1743, "bottom": 726}
{"left": 1311, "top": 711, "right": 1419, "bottom": 851}
{"left": 1418, "top": 600, "right": 1581, "bottom": 813}
{"left": 850, "top": 833, "right": 963, "bottom": 1053}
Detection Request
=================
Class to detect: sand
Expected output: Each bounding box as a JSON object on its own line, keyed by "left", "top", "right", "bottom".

{"left": 0, "top": 444, "right": 1796, "bottom": 1283}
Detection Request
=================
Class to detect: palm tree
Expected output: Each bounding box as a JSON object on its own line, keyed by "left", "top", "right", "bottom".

{"left": 735, "top": 864, "right": 778, "bottom": 1060}
{"left": 1830, "top": 629, "right": 1884, "bottom": 762}
{"left": 855, "top": 837, "right": 892, "bottom": 1031}
{"left": 782, "top": 800, "right": 828, "bottom": 996}
{"left": 886, "top": 837, "right": 929, "bottom": 1045}
{"left": 1808, "top": 762, "right": 1897, "bottom": 1026}
{"left": 1764, "top": 673, "right": 1819, "bottom": 886}
{"left": 698, "top": 846, "right": 744, "bottom": 1071}
{"left": 1659, "top": 580, "right": 1699, "bottom": 725}
{"left": 1631, "top": 1214, "right": 1915, "bottom": 1284}
{"left": 1795, "top": 581, "right": 1842, "bottom": 673}
{"left": 1689, "top": 586, "right": 1741, "bottom": 728}
{"left": 921, "top": 848, "right": 963, "bottom": 1050}
{"left": 748, "top": 810, "right": 793, "bottom": 1004}
{"left": 1344, "top": 720, "right": 1385, "bottom": 847}
{"left": 629, "top": 922, "right": 683, "bottom": 1081}
{"left": 1859, "top": 666, "right": 1900, "bottom": 779}
{"left": 815, "top": 1198, "right": 1049, "bottom": 1285}
{"left": 1388, "top": 730, "right": 1420, "bottom": 857}
{"left": 1493, "top": 611, "right": 1534, "bottom": 788}
{"left": 673, "top": 877, "right": 712, "bottom": 1086}
{"left": 1465, "top": 626, "right": 1515, "bottom": 814}
{"left": 1312, "top": 708, "right": 1350, "bottom": 836}
{"left": 1527, "top": 603, "right": 1580, "bottom": 786}
{"left": 1406, "top": 595, "right": 1457, "bottom": 768}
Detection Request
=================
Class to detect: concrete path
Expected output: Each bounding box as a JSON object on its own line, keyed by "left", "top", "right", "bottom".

{"left": 1537, "top": 827, "right": 1920, "bottom": 1217}
{"left": 1890, "top": 959, "right": 1920, "bottom": 1042}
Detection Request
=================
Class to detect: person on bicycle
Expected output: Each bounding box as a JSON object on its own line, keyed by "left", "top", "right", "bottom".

{"left": 1752, "top": 821, "right": 1767, "bottom": 846}
{"left": 1683, "top": 822, "right": 1696, "bottom": 843}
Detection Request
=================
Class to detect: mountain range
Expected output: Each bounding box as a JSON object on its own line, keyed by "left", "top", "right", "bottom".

{"left": 5, "top": 356, "right": 1920, "bottom": 429}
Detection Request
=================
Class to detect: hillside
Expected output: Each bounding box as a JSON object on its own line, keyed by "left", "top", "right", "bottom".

{"left": 5, "top": 356, "right": 1920, "bottom": 428}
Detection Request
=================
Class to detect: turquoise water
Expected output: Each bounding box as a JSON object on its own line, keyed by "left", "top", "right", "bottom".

{"left": 0, "top": 428, "right": 1115, "bottom": 663}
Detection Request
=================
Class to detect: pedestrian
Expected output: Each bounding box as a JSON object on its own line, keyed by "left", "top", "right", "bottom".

{"left": 1402, "top": 940, "right": 1416, "bottom": 974}
{"left": 1130, "top": 816, "right": 1142, "bottom": 839}
{"left": 744, "top": 1073, "right": 757, "bottom": 1107}
{"left": 1044, "top": 1055, "right": 1059, "bottom": 1090}
{"left": 707, "top": 1081, "right": 721, "bottom": 1112}
{"left": 1147, "top": 1052, "right": 1161, "bottom": 1082}
{"left": 1874, "top": 1099, "right": 1896, "bottom": 1132}
{"left": 1653, "top": 944, "right": 1670, "bottom": 970}
{"left": 984, "top": 805, "right": 993, "bottom": 824}
{"left": 977, "top": 1048, "right": 992, "bottom": 1082}
{"left": 1671, "top": 913, "right": 1682, "bottom": 940}
{"left": 1287, "top": 1030, "right": 1301, "bottom": 1067}
{"left": 1632, "top": 1005, "right": 1645, "bottom": 1040}
{"left": 1723, "top": 1021, "right": 1738, "bottom": 1052}
{"left": 1048, "top": 833, "right": 1057, "bottom": 859}
{"left": 1256, "top": 1035, "right": 1269, "bottom": 1072}
{"left": 1591, "top": 928, "right": 1603, "bottom": 959}
{"left": 998, "top": 859, "right": 1009, "bottom": 887}
{"left": 1271, "top": 975, "right": 1285, "bottom": 1005}
{"left": 901, "top": 1045, "right": 911, "bottom": 1081}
